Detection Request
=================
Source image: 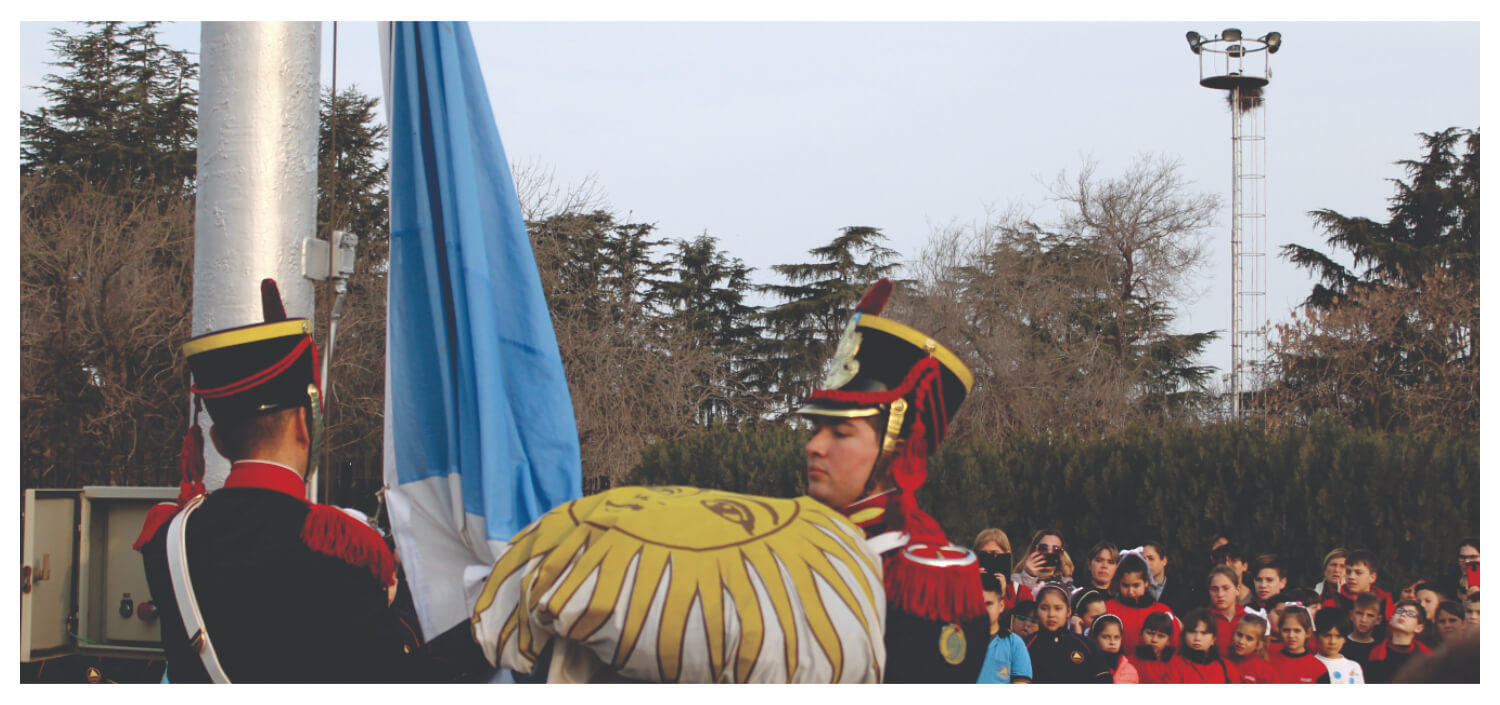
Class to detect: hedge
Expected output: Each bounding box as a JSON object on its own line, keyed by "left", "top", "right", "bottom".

{"left": 627, "top": 419, "right": 1478, "bottom": 595}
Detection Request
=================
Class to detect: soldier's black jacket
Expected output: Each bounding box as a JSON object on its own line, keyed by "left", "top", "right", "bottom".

{"left": 138, "top": 461, "right": 485, "bottom": 683}
{"left": 839, "top": 491, "right": 989, "bottom": 683}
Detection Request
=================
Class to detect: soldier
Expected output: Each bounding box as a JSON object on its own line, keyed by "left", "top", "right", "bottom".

{"left": 135, "top": 282, "right": 486, "bottom": 683}
{"left": 797, "top": 278, "right": 989, "bottom": 682}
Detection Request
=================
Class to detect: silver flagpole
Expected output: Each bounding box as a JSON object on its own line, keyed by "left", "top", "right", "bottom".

{"left": 193, "top": 22, "right": 322, "bottom": 493}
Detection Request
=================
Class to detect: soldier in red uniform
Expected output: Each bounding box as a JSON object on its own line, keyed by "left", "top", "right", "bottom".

{"left": 135, "top": 282, "right": 486, "bottom": 683}
{"left": 797, "top": 279, "right": 988, "bottom": 682}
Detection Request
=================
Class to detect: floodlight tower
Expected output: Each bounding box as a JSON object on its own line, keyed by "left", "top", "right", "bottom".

{"left": 1185, "top": 28, "right": 1280, "bottom": 418}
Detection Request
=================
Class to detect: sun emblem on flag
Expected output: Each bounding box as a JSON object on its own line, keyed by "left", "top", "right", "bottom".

{"left": 472, "top": 486, "right": 885, "bottom": 682}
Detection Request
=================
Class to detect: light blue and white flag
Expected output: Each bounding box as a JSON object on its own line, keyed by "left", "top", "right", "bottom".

{"left": 380, "top": 21, "right": 581, "bottom": 639}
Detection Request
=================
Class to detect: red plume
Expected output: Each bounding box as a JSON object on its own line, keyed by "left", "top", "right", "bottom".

{"left": 261, "top": 278, "right": 287, "bottom": 322}
{"left": 854, "top": 278, "right": 893, "bottom": 315}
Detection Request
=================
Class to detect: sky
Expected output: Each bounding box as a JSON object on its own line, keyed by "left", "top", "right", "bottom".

{"left": 14, "top": 17, "right": 1482, "bottom": 386}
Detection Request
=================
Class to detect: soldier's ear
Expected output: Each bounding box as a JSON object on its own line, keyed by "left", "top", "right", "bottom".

{"left": 291, "top": 406, "right": 310, "bottom": 447}
{"left": 208, "top": 424, "right": 230, "bottom": 461}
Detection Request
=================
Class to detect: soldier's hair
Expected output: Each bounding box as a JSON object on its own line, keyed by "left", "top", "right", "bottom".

{"left": 213, "top": 407, "right": 303, "bottom": 461}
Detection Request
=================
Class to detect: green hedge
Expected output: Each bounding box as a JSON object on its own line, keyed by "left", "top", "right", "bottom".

{"left": 627, "top": 419, "right": 1478, "bottom": 594}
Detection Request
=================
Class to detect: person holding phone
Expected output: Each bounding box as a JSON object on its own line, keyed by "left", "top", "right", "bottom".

{"left": 1012, "top": 529, "right": 1074, "bottom": 594}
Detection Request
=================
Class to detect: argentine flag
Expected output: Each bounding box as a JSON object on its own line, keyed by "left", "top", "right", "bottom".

{"left": 379, "top": 21, "right": 582, "bottom": 639}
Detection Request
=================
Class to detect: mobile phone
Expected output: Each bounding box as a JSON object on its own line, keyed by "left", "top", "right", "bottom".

{"left": 1463, "top": 561, "right": 1479, "bottom": 589}
{"left": 978, "top": 551, "right": 1012, "bottom": 578}
{"left": 1043, "top": 551, "right": 1062, "bottom": 569}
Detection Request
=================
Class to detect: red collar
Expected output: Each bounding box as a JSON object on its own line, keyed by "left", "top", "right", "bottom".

{"left": 223, "top": 461, "right": 308, "bottom": 500}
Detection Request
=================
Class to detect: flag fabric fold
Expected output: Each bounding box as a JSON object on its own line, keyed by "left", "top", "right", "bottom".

{"left": 381, "top": 20, "right": 582, "bottom": 640}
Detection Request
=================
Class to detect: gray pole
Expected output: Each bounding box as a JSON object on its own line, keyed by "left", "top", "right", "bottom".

{"left": 1230, "top": 84, "right": 1243, "bottom": 418}
{"left": 193, "top": 22, "right": 322, "bottom": 492}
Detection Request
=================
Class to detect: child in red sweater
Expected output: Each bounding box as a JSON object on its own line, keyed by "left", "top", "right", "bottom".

{"left": 1323, "top": 549, "right": 1394, "bottom": 621}
{"left": 1105, "top": 553, "right": 1178, "bottom": 657}
{"left": 1166, "top": 608, "right": 1240, "bottom": 683}
{"left": 1130, "top": 612, "right": 1177, "bottom": 684}
{"left": 1269, "top": 606, "right": 1327, "bottom": 683}
{"left": 1225, "top": 613, "right": 1278, "bottom": 683}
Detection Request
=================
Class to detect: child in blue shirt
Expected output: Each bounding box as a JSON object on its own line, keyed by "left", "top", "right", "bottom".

{"left": 978, "top": 573, "right": 1033, "bottom": 683}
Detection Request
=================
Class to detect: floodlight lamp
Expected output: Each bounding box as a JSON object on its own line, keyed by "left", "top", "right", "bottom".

{"left": 1222, "top": 27, "right": 1242, "bottom": 42}
{"left": 1265, "top": 31, "right": 1282, "bottom": 53}
{"left": 1186, "top": 30, "right": 1202, "bottom": 54}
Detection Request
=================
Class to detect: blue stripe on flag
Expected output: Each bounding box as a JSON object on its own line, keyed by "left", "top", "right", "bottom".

{"left": 387, "top": 21, "right": 581, "bottom": 542}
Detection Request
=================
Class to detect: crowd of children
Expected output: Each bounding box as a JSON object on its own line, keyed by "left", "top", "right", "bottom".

{"left": 970, "top": 530, "right": 1480, "bottom": 684}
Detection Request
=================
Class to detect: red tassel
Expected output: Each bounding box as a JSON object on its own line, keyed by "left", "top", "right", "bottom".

{"left": 883, "top": 549, "right": 986, "bottom": 623}
{"left": 178, "top": 405, "right": 207, "bottom": 504}
{"left": 301, "top": 504, "right": 396, "bottom": 587}
{"left": 132, "top": 502, "right": 183, "bottom": 551}
{"left": 854, "top": 278, "right": 893, "bottom": 315}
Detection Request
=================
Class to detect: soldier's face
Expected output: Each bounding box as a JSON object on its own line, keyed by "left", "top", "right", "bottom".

{"left": 805, "top": 417, "right": 880, "bottom": 510}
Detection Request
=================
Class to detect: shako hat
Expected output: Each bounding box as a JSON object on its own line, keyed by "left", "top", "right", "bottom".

{"left": 183, "top": 318, "right": 319, "bottom": 424}
{"left": 797, "top": 278, "right": 973, "bottom": 456}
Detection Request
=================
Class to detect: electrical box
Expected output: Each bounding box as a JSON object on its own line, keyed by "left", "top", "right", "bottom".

{"left": 21, "top": 486, "right": 177, "bottom": 662}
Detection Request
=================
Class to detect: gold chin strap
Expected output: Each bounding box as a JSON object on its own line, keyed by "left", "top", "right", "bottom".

{"left": 883, "top": 398, "right": 908, "bottom": 453}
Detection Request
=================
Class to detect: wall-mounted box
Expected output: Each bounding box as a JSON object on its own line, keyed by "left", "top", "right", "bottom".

{"left": 22, "top": 487, "right": 178, "bottom": 662}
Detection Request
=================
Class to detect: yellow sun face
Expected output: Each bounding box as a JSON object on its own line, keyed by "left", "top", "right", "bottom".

{"left": 472, "top": 485, "right": 886, "bottom": 683}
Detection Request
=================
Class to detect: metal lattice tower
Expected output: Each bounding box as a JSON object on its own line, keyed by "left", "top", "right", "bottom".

{"left": 1186, "top": 28, "right": 1280, "bottom": 417}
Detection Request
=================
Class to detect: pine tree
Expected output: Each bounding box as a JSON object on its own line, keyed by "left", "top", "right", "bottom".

{"left": 658, "top": 234, "right": 765, "bottom": 425}
{"left": 1270, "top": 128, "right": 1479, "bottom": 432}
{"left": 21, "top": 22, "right": 197, "bottom": 200}
{"left": 757, "top": 226, "right": 903, "bottom": 416}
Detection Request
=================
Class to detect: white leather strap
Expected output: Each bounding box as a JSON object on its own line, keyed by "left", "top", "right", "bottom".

{"left": 866, "top": 530, "right": 910, "bottom": 556}
{"left": 165, "top": 495, "right": 232, "bottom": 684}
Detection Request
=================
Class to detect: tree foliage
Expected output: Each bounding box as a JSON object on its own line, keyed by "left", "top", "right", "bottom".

{"left": 629, "top": 421, "right": 1478, "bottom": 599}
{"left": 312, "top": 85, "right": 392, "bottom": 510}
{"left": 903, "top": 155, "right": 1221, "bottom": 445}
{"left": 757, "top": 226, "right": 904, "bottom": 416}
{"left": 1268, "top": 129, "right": 1479, "bottom": 432}
{"left": 21, "top": 21, "right": 197, "bottom": 200}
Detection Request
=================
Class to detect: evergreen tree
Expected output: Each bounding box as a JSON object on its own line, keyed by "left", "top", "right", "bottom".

{"left": 659, "top": 234, "right": 765, "bottom": 425}
{"left": 757, "top": 226, "right": 903, "bottom": 416}
{"left": 21, "top": 21, "right": 198, "bottom": 200}
{"left": 311, "top": 85, "right": 392, "bottom": 508}
{"left": 1270, "top": 128, "right": 1479, "bottom": 432}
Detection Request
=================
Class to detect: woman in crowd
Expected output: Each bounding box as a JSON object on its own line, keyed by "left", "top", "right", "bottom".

{"left": 1013, "top": 529, "right": 1075, "bottom": 593}
{"left": 1077, "top": 541, "right": 1119, "bottom": 596}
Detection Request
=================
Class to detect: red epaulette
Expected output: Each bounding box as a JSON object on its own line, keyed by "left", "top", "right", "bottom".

{"left": 883, "top": 544, "right": 987, "bottom": 623}
{"left": 300, "top": 504, "right": 396, "bottom": 587}
{"left": 133, "top": 502, "right": 186, "bottom": 551}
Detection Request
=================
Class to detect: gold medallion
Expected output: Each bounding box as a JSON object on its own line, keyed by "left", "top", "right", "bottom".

{"left": 938, "top": 623, "right": 967, "bottom": 665}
